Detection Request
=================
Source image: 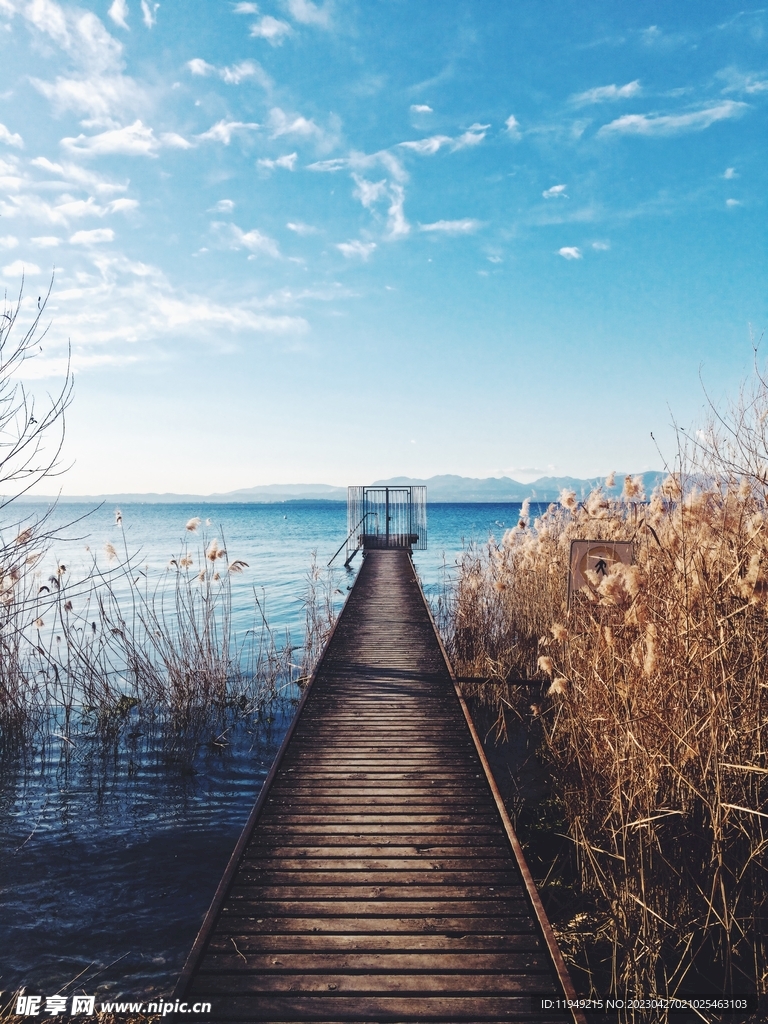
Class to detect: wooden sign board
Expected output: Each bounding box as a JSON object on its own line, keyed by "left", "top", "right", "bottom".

{"left": 568, "top": 539, "right": 633, "bottom": 605}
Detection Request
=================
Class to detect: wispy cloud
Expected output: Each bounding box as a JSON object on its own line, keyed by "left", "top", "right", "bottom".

{"left": 285, "top": 0, "right": 331, "bottom": 27}
{"left": 592, "top": 240, "right": 610, "bottom": 250}
{"left": 724, "top": 166, "right": 738, "bottom": 179}
{"left": 31, "top": 237, "right": 62, "bottom": 248}
{"left": 62, "top": 120, "right": 191, "bottom": 156}
{"left": 187, "top": 57, "right": 270, "bottom": 87}
{"left": 558, "top": 246, "right": 582, "bottom": 259}
{"left": 210, "top": 199, "right": 234, "bottom": 213}
{"left": 399, "top": 123, "right": 488, "bottom": 156}
{"left": 108, "top": 0, "right": 129, "bottom": 29}
{"left": 286, "top": 221, "right": 317, "bottom": 235}
{"left": 234, "top": 2, "right": 259, "bottom": 12}
{"left": 717, "top": 67, "right": 768, "bottom": 95}
{"left": 268, "top": 107, "right": 321, "bottom": 139}
{"left": 453, "top": 123, "right": 490, "bottom": 149}
{"left": 598, "top": 101, "right": 747, "bottom": 136}
{"left": 258, "top": 152, "right": 297, "bottom": 170}
{"left": 140, "top": 1, "right": 158, "bottom": 29}
{"left": 70, "top": 228, "right": 115, "bottom": 245}
{"left": 419, "top": 218, "right": 482, "bottom": 233}
{"left": 3, "top": 260, "right": 41, "bottom": 277}
{"left": 250, "top": 15, "right": 292, "bottom": 44}
{"left": 571, "top": 80, "right": 641, "bottom": 105}
{"left": 30, "top": 157, "right": 130, "bottom": 196}
{"left": 0, "top": 123, "right": 23, "bottom": 148}
{"left": 399, "top": 135, "right": 452, "bottom": 155}
{"left": 229, "top": 224, "right": 281, "bottom": 258}
{"left": 197, "top": 120, "right": 260, "bottom": 145}
{"left": 504, "top": 114, "right": 521, "bottom": 139}
{"left": 0, "top": 235, "right": 18, "bottom": 249}
{"left": 543, "top": 184, "right": 568, "bottom": 198}
{"left": 337, "top": 239, "right": 376, "bottom": 259}
{"left": 410, "top": 104, "right": 432, "bottom": 113}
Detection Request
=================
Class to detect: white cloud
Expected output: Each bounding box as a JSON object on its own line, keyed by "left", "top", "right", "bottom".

{"left": 592, "top": 240, "right": 610, "bottom": 250}
{"left": 250, "top": 15, "right": 292, "bottom": 43}
{"left": 234, "top": 2, "right": 259, "bottom": 11}
{"left": 31, "top": 74, "right": 145, "bottom": 122}
{"left": 419, "top": 218, "right": 482, "bottom": 233}
{"left": 399, "top": 135, "right": 451, "bottom": 155}
{"left": 210, "top": 199, "right": 234, "bottom": 213}
{"left": 558, "top": 246, "right": 582, "bottom": 259}
{"left": 30, "top": 157, "right": 129, "bottom": 196}
{"left": 15, "top": 255, "right": 309, "bottom": 374}
{"left": 31, "top": 236, "right": 61, "bottom": 247}
{"left": 0, "top": 123, "right": 23, "bottom": 148}
{"left": 543, "top": 184, "right": 568, "bottom": 199}
{"left": 726, "top": 198, "right": 741, "bottom": 207}
{"left": 187, "top": 57, "right": 215, "bottom": 76}
{"left": 70, "top": 228, "right": 115, "bottom": 244}
{"left": 453, "top": 124, "right": 489, "bottom": 149}
{"left": 220, "top": 60, "right": 264, "bottom": 85}
{"left": 187, "top": 57, "right": 269, "bottom": 87}
{"left": 352, "top": 174, "right": 388, "bottom": 208}
{"left": 724, "top": 167, "right": 738, "bottom": 179}
{"left": 229, "top": 224, "right": 280, "bottom": 258}
{"left": 504, "top": 114, "right": 521, "bottom": 139}
{"left": 598, "top": 101, "right": 747, "bottom": 137}
{"left": 108, "top": 0, "right": 129, "bottom": 29}
{"left": 3, "top": 260, "right": 40, "bottom": 277}
{"left": 197, "top": 120, "right": 260, "bottom": 144}
{"left": 285, "top": 0, "right": 330, "bottom": 26}
{"left": 62, "top": 120, "right": 191, "bottom": 156}
{"left": 410, "top": 104, "right": 432, "bottom": 113}
{"left": 286, "top": 221, "right": 316, "bottom": 234}
{"left": 571, "top": 80, "right": 641, "bottom": 105}
{"left": 0, "top": 235, "right": 18, "bottom": 249}
{"left": 386, "top": 185, "right": 409, "bottom": 239}
{"left": 718, "top": 68, "right": 768, "bottom": 95}
{"left": 0, "top": 188, "right": 136, "bottom": 226}
{"left": 107, "top": 197, "right": 138, "bottom": 213}
{"left": 337, "top": 240, "right": 376, "bottom": 260}
{"left": 258, "top": 152, "right": 297, "bottom": 171}
{"left": 307, "top": 157, "right": 347, "bottom": 172}
{"left": 140, "top": 0, "right": 158, "bottom": 28}
{"left": 20, "top": 0, "right": 147, "bottom": 123}
{"left": 268, "top": 107, "right": 321, "bottom": 139}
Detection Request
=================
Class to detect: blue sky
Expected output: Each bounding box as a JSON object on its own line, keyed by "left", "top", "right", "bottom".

{"left": 1, "top": 0, "right": 766, "bottom": 494}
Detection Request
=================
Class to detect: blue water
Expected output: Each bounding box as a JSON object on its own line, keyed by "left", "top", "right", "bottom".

{"left": 0, "top": 501, "right": 538, "bottom": 1003}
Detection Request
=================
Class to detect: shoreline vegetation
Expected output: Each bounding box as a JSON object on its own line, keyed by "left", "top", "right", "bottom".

{"left": 438, "top": 372, "right": 768, "bottom": 1020}
{"left": 0, "top": 287, "right": 336, "bottom": 760}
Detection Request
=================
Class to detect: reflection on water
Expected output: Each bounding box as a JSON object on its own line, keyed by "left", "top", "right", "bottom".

{"left": 0, "top": 501, "right": 539, "bottom": 1000}
{"left": 0, "top": 705, "right": 294, "bottom": 1000}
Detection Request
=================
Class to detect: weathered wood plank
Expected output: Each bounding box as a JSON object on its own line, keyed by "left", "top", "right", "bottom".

{"left": 174, "top": 549, "right": 583, "bottom": 1023}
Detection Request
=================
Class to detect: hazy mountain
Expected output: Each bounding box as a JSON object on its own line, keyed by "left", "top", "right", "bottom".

{"left": 16, "top": 472, "right": 664, "bottom": 505}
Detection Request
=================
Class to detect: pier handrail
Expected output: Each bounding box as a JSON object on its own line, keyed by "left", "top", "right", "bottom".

{"left": 327, "top": 511, "right": 378, "bottom": 567}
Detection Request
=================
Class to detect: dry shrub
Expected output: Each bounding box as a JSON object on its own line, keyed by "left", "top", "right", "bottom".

{"left": 444, "top": 393, "right": 768, "bottom": 1013}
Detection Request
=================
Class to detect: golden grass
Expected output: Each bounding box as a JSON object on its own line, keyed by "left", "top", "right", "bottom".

{"left": 441, "top": 388, "right": 768, "bottom": 1016}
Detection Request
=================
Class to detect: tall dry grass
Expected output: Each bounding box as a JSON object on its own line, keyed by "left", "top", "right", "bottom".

{"left": 0, "top": 516, "right": 338, "bottom": 753}
{"left": 442, "top": 390, "right": 768, "bottom": 1015}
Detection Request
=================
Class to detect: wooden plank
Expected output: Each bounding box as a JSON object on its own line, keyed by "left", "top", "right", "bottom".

{"left": 174, "top": 548, "right": 583, "bottom": 1023}
{"left": 179, "top": 994, "right": 567, "bottom": 1023}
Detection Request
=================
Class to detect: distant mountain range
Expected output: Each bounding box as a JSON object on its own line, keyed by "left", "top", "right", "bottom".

{"left": 16, "top": 472, "right": 665, "bottom": 505}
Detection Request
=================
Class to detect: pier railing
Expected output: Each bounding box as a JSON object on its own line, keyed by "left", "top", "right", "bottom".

{"left": 346, "top": 485, "right": 427, "bottom": 563}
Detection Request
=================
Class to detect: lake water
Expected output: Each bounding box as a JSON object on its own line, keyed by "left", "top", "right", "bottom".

{"left": 0, "top": 501, "right": 541, "bottom": 1004}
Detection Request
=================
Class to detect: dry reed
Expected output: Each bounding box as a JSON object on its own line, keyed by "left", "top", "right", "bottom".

{"left": 441, "top": 381, "right": 768, "bottom": 1018}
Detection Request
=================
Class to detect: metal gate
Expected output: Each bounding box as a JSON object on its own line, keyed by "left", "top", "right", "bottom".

{"left": 346, "top": 485, "right": 427, "bottom": 563}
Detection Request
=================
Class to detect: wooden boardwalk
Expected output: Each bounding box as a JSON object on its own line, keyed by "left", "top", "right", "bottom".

{"left": 175, "top": 549, "right": 583, "bottom": 1023}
